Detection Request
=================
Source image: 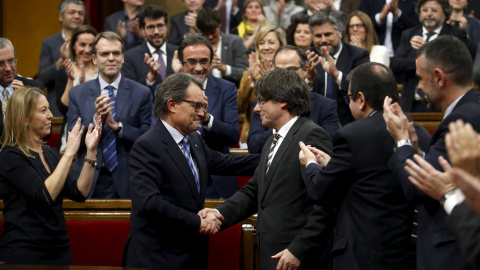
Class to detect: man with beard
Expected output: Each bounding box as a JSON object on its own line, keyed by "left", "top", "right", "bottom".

{"left": 309, "top": 9, "right": 370, "bottom": 126}
{"left": 390, "top": 0, "right": 476, "bottom": 112}
{"left": 384, "top": 35, "right": 480, "bottom": 270}
{"left": 122, "top": 5, "right": 178, "bottom": 94}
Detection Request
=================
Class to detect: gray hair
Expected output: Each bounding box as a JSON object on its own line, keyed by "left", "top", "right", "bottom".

{"left": 274, "top": 45, "right": 308, "bottom": 68}
{"left": 58, "top": 0, "right": 85, "bottom": 16}
{"left": 155, "top": 73, "right": 203, "bottom": 119}
{"left": 309, "top": 9, "right": 343, "bottom": 33}
{"left": 0, "top": 38, "right": 15, "bottom": 58}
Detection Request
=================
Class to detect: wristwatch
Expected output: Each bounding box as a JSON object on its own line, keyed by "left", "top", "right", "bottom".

{"left": 202, "top": 115, "right": 211, "bottom": 126}
{"left": 440, "top": 189, "right": 456, "bottom": 206}
{"left": 114, "top": 122, "right": 123, "bottom": 135}
{"left": 393, "top": 139, "right": 411, "bottom": 152}
{"left": 84, "top": 157, "right": 98, "bottom": 167}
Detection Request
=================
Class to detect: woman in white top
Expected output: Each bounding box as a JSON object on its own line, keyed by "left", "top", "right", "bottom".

{"left": 344, "top": 11, "right": 390, "bottom": 66}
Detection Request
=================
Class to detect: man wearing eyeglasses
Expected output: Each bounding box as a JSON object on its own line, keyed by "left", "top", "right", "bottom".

{"left": 299, "top": 62, "right": 431, "bottom": 270}
{"left": 67, "top": 32, "right": 152, "bottom": 199}
{"left": 0, "top": 38, "right": 44, "bottom": 138}
{"left": 391, "top": 0, "right": 477, "bottom": 112}
{"left": 122, "top": 5, "right": 178, "bottom": 95}
{"left": 173, "top": 34, "right": 240, "bottom": 199}
{"left": 247, "top": 45, "right": 340, "bottom": 154}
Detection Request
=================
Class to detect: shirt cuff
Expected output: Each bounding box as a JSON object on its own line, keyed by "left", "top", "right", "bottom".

{"left": 146, "top": 78, "right": 155, "bottom": 86}
{"left": 393, "top": 10, "right": 402, "bottom": 21}
{"left": 225, "top": 65, "right": 232, "bottom": 76}
{"left": 443, "top": 189, "right": 465, "bottom": 215}
{"left": 375, "top": 13, "right": 383, "bottom": 25}
{"left": 306, "top": 161, "right": 319, "bottom": 167}
{"left": 336, "top": 72, "right": 343, "bottom": 89}
{"left": 203, "top": 114, "right": 214, "bottom": 131}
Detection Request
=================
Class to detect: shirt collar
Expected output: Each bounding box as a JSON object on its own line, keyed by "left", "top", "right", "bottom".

{"left": 147, "top": 40, "right": 167, "bottom": 55}
{"left": 332, "top": 42, "right": 342, "bottom": 61}
{"left": 161, "top": 119, "right": 186, "bottom": 145}
{"left": 275, "top": 116, "right": 300, "bottom": 138}
{"left": 422, "top": 25, "right": 442, "bottom": 37}
{"left": 99, "top": 74, "right": 122, "bottom": 91}
{"left": 444, "top": 93, "right": 465, "bottom": 119}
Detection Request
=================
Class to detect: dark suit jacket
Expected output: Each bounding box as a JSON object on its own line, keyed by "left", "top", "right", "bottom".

{"left": 447, "top": 202, "right": 480, "bottom": 270}
{"left": 204, "top": 0, "right": 244, "bottom": 33}
{"left": 122, "top": 120, "right": 260, "bottom": 269}
{"left": 304, "top": 111, "right": 431, "bottom": 270}
{"left": 38, "top": 32, "right": 64, "bottom": 89}
{"left": 247, "top": 91, "right": 340, "bottom": 154}
{"left": 217, "top": 117, "right": 334, "bottom": 269}
{"left": 391, "top": 24, "right": 473, "bottom": 112}
{"left": 0, "top": 76, "right": 44, "bottom": 138}
{"left": 169, "top": 11, "right": 190, "bottom": 46}
{"left": 389, "top": 89, "right": 480, "bottom": 270}
{"left": 358, "top": 0, "right": 420, "bottom": 53}
{"left": 122, "top": 42, "right": 177, "bottom": 94}
{"left": 474, "top": 45, "right": 480, "bottom": 86}
{"left": 200, "top": 76, "right": 240, "bottom": 198}
{"left": 218, "top": 33, "right": 248, "bottom": 85}
{"left": 67, "top": 76, "right": 152, "bottom": 198}
{"left": 104, "top": 10, "right": 143, "bottom": 50}
{"left": 311, "top": 42, "right": 370, "bottom": 126}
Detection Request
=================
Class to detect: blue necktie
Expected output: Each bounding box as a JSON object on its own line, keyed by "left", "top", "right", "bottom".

{"left": 102, "top": 85, "right": 118, "bottom": 172}
{"left": 181, "top": 137, "right": 200, "bottom": 193}
{"left": 326, "top": 73, "right": 336, "bottom": 99}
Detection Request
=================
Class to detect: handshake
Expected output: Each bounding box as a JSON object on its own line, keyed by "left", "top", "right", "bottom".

{"left": 197, "top": 208, "right": 224, "bottom": 235}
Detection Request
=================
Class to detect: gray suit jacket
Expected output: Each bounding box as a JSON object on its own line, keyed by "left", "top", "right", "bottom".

{"left": 219, "top": 33, "right": 248, "bottom": 85}
{"left": 217, "top": 117, "right": 334, "bottom": 269}
{"left": 38, "top": 32, "right": 64, "bottom": 89}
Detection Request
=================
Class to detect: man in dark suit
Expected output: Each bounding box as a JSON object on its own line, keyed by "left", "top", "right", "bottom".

{"left": 204, "top": 0, "right": 244, "bottom": 34}
{"left": 169, "top": 0, "right": 205, "bottom": 46}
{"left": 122, "top": 73, "right": 260, "bottom": 270}
{"left": 384, "top": 35, "right": 480, "bottom": 270}
{"left": 122, "top": 5, "right": 177, "bottom": 94}
{"left": 359, "top": 0, "right": 420, "bottom": 56}
{"left": 293, "top": 0, "right": 347, "bottom": 29}
{"left": 474, "top": 44, "right": 480, "bottom": 86}
{"left": 67, "top": 32, "right": 152, "bottom": 199}
{"left": 0, "top": 38, "right": 44, "bottom": 138}
{"left": 203, "top": 69, "right": 334, "bottom": 270}
{"left": 390, "top": 0, "right": 476, "bottom": 112}
{"left": 309, "top": 9, "right": 370, "bottom": 126}
{"left": 173, "top": 35, "right": 240, "bottom": 198}
{"left": 196, "top": 8, "right": 248, "bottom": 86}
{"left": 299, "top": 62, "right": 431, "bottom": 270}
{"left": 103, "top": 0, "right": 144, "bottom": 50}
{"left": 38, "top": 0, "right": 85, "bottom": 91}
{"left": 247, "top": 45, "right": 340, "bottom": 153}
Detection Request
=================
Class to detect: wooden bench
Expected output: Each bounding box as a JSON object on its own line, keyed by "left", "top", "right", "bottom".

{"left": 408, "top": 112, "right": 444, "bottom": 133}
{"left": 0, "top": 199, "right": 258, "bottom": 270}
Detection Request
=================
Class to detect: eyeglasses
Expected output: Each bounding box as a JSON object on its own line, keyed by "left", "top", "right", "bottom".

{"left": 97, "top": 51, "right": 123, "bottom": 58}
{"left": 0, "top": 58, "right": 17, "bottom": 70}
{"left": 145, "top": 24, "right": 167, "bottom": 33}
{"left": 348, "top": 23, "right": 365, "bottom": 30}
{"left": 257, "top": 98, "right": 270, "bottom": 106}
{"left": 183, "top": 58, "right": 211, "bottom": 67}
{"left": 421, "top": 7, "right": 441, "bottom": 13}
{"left": 343, "top": 93, "right": 354, "bottom": 105}
{"left": 180, "top": 99, "right": 205, "bottom": 112}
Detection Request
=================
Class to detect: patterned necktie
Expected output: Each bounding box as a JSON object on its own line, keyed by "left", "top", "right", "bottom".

{"left": 156, "top": 49, "right": 167, "bottom": 81}
{"left": 266, "top": 133, "right": 281, "bottom": 173}
{"left": 102, "top": 85, "right": 118, "bottom": 172}
{"left": 181, "top": 137, "right": 200, "bottom": 193}
{"left": 426, "top": 32, "right": 436, "bottom": 42}
{"left": 2, "top": 87, "right": 8, "bottom": 116}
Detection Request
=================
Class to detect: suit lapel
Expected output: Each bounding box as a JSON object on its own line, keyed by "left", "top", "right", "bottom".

{"left": 89, "top": 79, "right": 102, "bottom": 115}
{"left": 166, "top": 43, "right": 176, "bottom": 76}
{"left": 156, "top": 122, "right": 202, "bottom": 201}
{"left": 188, "top": 135, "right": 206, "bottom": 198}
{"left": 115, "top": 77, "right": 130, "bottom": 120}
{"left": 259, "top": 117, "right": 306, "bottom": 201}
{"left": 220, "top": 34, "right": 228, "bottom": 61}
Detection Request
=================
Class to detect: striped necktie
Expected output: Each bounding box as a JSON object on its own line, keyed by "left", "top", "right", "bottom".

{"left": 2, "top": 87, "right": 9, "bottom": 116}
{"left": 156, "top": 49, "right": 166, "bottom": 81}
{"left": 181, "top": 137, "right": 200, "bottom": 193}
{"left": 266, "top": 133, "right": 281, "bottom": 173}
{"left": 102, "top": 85, "right": 118, "bottom": 172}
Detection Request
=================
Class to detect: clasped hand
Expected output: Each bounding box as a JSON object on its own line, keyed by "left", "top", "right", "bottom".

{"left": 197, "top": 208, "right": 224, "bottom": 235}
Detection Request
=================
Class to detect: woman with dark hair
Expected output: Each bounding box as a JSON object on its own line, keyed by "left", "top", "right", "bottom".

{"left": 0, "top": 87, "right": 101, "bottom": 265}
{"left": 286, "top": 14, "right": 313, "bottom": 50}
{"left": 448, "top": 0, "right": 480, "bottom": 46}
{"left": 55, "top": 24, "right": 98, "bottom": 152}
{"left": 232, "top": 0, "right": 269, "bottom": 52}
{"left": 344, "top": 11, "right": 389, "bottom": 66}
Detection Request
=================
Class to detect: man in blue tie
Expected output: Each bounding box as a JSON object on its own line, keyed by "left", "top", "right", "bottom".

{"left": 67, "top": 32, "right": 152, "bottom": 198}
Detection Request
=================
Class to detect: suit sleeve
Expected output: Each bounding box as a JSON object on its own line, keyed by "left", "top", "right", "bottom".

{"left": 38, "top": 39, "right": 58, "bottom": 87}
{"left": 225, "top": 36, "right": 248, "bottom": 82}
{"left": 120, "top": 86, "right": 152, "bottom": 143}
{"left": 247, "top": 111, "right": 272, "bottom": 154}
{"left": 237, "top": 70, "right": 255, "bottom": 113}
{"left": 129, "top": 138, "right": 201, "bottom": 232}
{"left": 288, "top": 126, "right": 335, "bottom": 262}
{"left": 203, "top": 83, "right": 239, "bottom": 146}
{"left": 168, "top": 15, "right": 184, "bottom": 46}
{"left": 55, "top": 68, "right": 69, "bottom": 116}
{"left": 340, "top": 48, "right": 370, "bottom": 91}
{"left": 474, "top": 45, "right": 480, "bottom": 86}
{"left": 316, "top": 98, "right": 341, "bottom": 138}
{"left": 447, "top": 202, "right": 480, "bottom": 270}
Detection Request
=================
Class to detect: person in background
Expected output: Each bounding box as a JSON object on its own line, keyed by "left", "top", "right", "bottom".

{"left": 233, "top": 0, "right": 269, "bottom": 52}
{"left": 169, "top": 0, "right": 205, "bottom": 46}
{"left": 448, "top": 0, "right": 480, "bottom": 46}
{"left": 104, "top": 0, "right": 145, "bottom": 50}
{"left": 0, "top": 87, "right": 101, "bottom": 265}
{"left": 55, "top": 25, "right": 98, "bottom": 152}
{"left": 286, "top": 15, "right": 313, "bottom": 51}
{"left": 237, "top": 25, "right": 286, "bottom": 149}
{"left": 264, "top": 0, "right": 304, "bottom": 30}
{"left": 344, "top": 11, "right": 390, "bottom": 66}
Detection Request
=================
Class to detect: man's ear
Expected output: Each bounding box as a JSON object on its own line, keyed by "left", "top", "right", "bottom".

{"left": 433, "top": 68, "right": 445, "bottom": 88}
{"left": 167, "top": 99, "right": 177, "bottom": 113}
{"left": 357, "top": 91, "right": 367, "bottom": 111}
